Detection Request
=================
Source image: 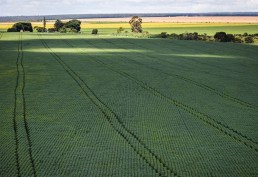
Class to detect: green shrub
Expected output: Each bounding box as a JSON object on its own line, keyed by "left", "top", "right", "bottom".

{"left": 160, "top": 32, "right": 168, "bottom": 38}
{"left": 179, "top": 32, "right": 198, "bottom": 40}
{"left": 170, "top": 33, "right": 179, "bottom": 40}
{"left": 48, "top": 28, "right": 56, "bottom": 33}
{"left": 59, "top": 27, "right": 67, "bottom": 33}
{"left": 214, "top": 32, "right": 228, "bottom": 42}
{"left": 226, "top": 34, "right": 235, "bottom": 42}
{"left": 69, "top": 28, "right": 78, "bottom": 33}
{"left": 233, "top": 37, "right": 243, "bottom": 43}
{"left": 117, "top": 27, "right": 124, "bottom": 33}
{"left": 92, "top": 29, "right": 98, "bottom": 35}
{"left": 7, "top": 28, "right": 17, "bottom": 32}
{"left": 36, "top": 27, "right": 46, "bottom": 32}
{"left": 244, "top": 36, "right": 254, "bottom": 43}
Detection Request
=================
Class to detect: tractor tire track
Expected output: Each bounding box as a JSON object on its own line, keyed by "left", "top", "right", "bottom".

{"left": 20, "top": 33, "right": 37, "bottom": 177}
{"left": 69, "top": 36, "right": 258, "bottom": 152}
{"left": 13, "top": 32, "right": 22, "bottom": 177}
{"left": 104, "top": 38, "right": 258, "bottom": 111}
{"left": 13, "top": 33, "right": 37, "bottom": 177}
{"left": 38, "top": 34, "right": 179, "bottom": 177}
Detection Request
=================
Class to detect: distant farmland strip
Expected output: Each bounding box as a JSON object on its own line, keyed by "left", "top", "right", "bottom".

{"left": 38, "top": 34, "right": 180, "bottom": 177}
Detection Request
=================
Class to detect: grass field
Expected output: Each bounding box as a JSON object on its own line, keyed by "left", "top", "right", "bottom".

{"left": 1, "top": 22, "right": 258, "bottom": 35}
{"left": 0, "top": 32, "right": 258, "bottom": 177}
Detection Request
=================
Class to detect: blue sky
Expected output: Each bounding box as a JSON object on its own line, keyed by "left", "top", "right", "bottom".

{"left": 0, "top": 0, "right": 258, "bottom": 16}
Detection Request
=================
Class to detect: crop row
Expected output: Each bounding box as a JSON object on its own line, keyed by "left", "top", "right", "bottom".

{"left": 113, "top": 37, "right": 258, "bottom": 111}
{"left": 38, "top": 34, "right": 179, "bottom": 177}
{"left": 69, "top": 36, "right": 257, "bottom": 152}
{"left": 140, "top": 38, "right": 258, "bottom": 88}
{"left": 97, "top": 37, "right": 258, "bottom": 144}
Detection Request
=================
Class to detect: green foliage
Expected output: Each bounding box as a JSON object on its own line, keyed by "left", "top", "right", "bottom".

{"left": 214, "top": 32, "right": 236, "bottom": 42}
{"left": 47, "top": 28, "right": 56, "bottom": 33}
{"left": 53, "top": 19, "right": 81, "bottom": 32}
{"left": 12, "top": 22, "right": 33, "bottom": 32}
{"left": 234, "top": 37, "right": 243, "bottom": 43}
{"left": 129, "top": 16, "right": 143, "bottom": 33}
{"left": 35, "top": 27, "right": 46, "bottom": 32}
{"left": 65, "top": 19, "right": 81, "bottom": 32}
{"left": 244, "top": 36, "right": 254, "bottom": 43}
{"left": 179, "top": 32, "right": 199, "bottom": 40}
{"left": 7, "top": 28, "right": 17, "bottom": 32}
{"left": 54, "top": 19, "right": 63, "bottom": 31}
{"left": 160, "top": 32, "right": 168, "bottom": 38}
{"left": 117, "top": 27, "right": 124, "bottom": 33}
{"left": 214, "top": 32, "right": 228, "bottom": 42}
{"left": 92, "top": 29, "right": 98, "bottom": 34}
{"left": 226, "top": 34, "right": 235, "bottom": 42}
{"left": 59, "top": 27, "right": 67, "bottom": 33}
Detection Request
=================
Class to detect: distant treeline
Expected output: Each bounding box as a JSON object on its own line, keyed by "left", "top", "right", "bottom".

{"left": 153, "top": 32, "right": 258, "bottom": 44}
{"left": 1, "top": 12, "right": 258, "bottom": 22}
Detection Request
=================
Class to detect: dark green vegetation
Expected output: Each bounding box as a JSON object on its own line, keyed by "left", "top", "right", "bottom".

{"left": 0, "top": 32, "right": 258, "bottom": 177}
{"left": 53, "top": 19, "right": 81, "bottom": 32}
{"left": 156, "top": 31, "right": 257, "bottom": 44}
{"left": 7, "top": 22, "right": 33, "bottom": 32}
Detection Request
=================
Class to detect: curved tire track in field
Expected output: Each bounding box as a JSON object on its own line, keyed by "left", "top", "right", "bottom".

{"left": 13, "top": 33, "right": 37, "bottom": 177}
{"left": 105, "top": 38, "right": 258, "bottom": 111}
{"left": 20, "top": 34, "right": 37, "bottom": 177}
{"left": 0, "top": 33, "right": 3, "bottom": 40}
{"left": 13, "top": 32, "right": 22, "bottom": 177}
{"left": 71, "top": 36, "right": 258, "bottom": 152}
{"left": 38, "top": 34, "right": 179, "bottom": 177}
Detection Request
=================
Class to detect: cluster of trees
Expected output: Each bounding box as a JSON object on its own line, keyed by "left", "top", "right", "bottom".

{"left": 156, "top": 31, "right": 257, "bottom": 43}
{"left": 7, "top": 22, "right": 33, "bottom": 32}
{"left": 214, "top": 32, "right": 257, "bottom": 43}
{"left": 35, "top": 19, "right": 82, "bottom": 33}
{"left": 52, "top": 19, "right": 81, "bottom": 32}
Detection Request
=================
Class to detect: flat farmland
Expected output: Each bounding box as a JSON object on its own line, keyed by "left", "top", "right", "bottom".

{"left": 1, "top": 16, "right": 258, "bottom": 35}
{"left": 0, "top": 32, "right": 258, "bottom": 177}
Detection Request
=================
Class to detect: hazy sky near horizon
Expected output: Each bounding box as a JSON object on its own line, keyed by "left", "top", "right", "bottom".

{"left": 0, "top": 0, "right": 258, "bottom": 16}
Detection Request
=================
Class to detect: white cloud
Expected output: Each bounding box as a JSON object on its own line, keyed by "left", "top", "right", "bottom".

{"left": 0, "top": 0, "right": 258, "bottom": 16}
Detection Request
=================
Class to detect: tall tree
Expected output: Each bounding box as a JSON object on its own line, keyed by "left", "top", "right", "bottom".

{"left": 129, "top": 16, "right": 143, "bottom": 33}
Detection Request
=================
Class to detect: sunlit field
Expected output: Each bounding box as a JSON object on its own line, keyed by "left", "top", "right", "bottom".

{"left": 0, "top": 32, "right": 258, "bottom": 176}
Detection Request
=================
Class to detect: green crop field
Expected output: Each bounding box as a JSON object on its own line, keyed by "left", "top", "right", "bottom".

{"left": 0, "top": 32, "right": 258, "bottom": 177}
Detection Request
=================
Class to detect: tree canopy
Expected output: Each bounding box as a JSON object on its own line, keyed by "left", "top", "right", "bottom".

{"left": 54, "top": 19, "right": 81, "bottom": 32}
{"left": 7, "top": 22, "right": 33, "bottom": 32}
{"left": 65, "top": 19, "right": 81, "bottom": 32}
{"left": 129, "top": 16, "right": 143, "bottom": 33}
